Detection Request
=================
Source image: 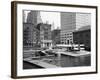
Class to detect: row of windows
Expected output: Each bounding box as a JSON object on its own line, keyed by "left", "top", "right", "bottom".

{"left": 61, "top": 36, "right": 73, "bottom": 39}
{"left": 61, "top": 33, "right": 72, "bottom": 36}
{"left": 60, "top": 41, "right": 73, "bottom": 44}
{"left": 61, "top": 39, "right": 73, "bottom": 42}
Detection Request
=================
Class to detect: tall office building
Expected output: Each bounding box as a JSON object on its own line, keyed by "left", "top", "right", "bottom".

{"left": 61, "top": 12, "right": 91, "bottom": 31}
{"left": 23, "top": 11, "right": 26, "bottom": 23}
{"left": 76, "top": 13, "right": 91, "bottom": 30}
{"left": 61, "top": 12, "right": 76, "bottom": 44}
{"left": 61, "top": 12, "right": 76, "bottom": 31}
{"left": 60, "top": 12, "right": 91, "bottom": 44}
{"left": 27, "top": 11, "right": 42, "bottom": 25}
{"left": 23, "top": 10, "right": 42, "bottom": 49}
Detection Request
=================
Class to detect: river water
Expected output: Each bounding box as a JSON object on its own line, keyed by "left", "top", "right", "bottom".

{"left": 23, "top": 53, "right": 91, "bottom": 69}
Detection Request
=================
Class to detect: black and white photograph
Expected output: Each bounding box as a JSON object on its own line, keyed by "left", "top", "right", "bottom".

{"left": 11, "top": 1, "right": 97, "bottom": 78}
{"left": 23, "top": 10, "right": 91, "bottom": 69}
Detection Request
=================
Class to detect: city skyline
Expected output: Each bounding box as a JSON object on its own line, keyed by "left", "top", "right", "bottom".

{"left": 24, "top": 10, "right": 91, "bottom": 30}
{"left": 24, "top": 10, "right": 60, "bottom": 30}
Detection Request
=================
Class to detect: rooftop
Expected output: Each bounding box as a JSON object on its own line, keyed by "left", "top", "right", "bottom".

{"left": 75, "top": 25, "right": 91, "bottom": 32}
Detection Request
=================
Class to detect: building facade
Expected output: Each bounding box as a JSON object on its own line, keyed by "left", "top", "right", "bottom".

{"left": 37, "top": 23, "right": 52, "bottom": 49}
{"left": 27, "top": 11, "right": 42, "bottom": 25}
{"left": 23, "top": 23, "right": 40, "bottom": 49}
{"left": 76, "top": 13, "right": 91, "bottom": 30}
{"left": 52, "top": 29, "right": 61, "bottom": 45}
{"left": 73, "top": 25, "right": 91, "bottom": 51}
{"left": 60, "top": 12, "right": 91, "bottom": 45}
{"left": 61, "top": 12, "right": 76, "bottom": 31}
{"left": 61, "top": 30, "right": 73, "bottom": 44}
{"left": 61, "top": 12, "right": 76, "bottom": 44}
{"left": 23, "top": 10, "right": 43, "bottom": 49}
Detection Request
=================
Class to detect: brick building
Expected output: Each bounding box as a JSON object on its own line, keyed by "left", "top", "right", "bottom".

{"left": 23, "top": 23, "right": 39, "bottom": 49}
{"left": 37, "top": 23, "right": 52, "bottom": 48}
{"left": 60, "top": 12, "right": 91, "bottom": 45}
{"left": 61, "top": 30, "right": 73, "bottom": 44}
{"left": 23, "top": 11, "right": 42, "bottom": 49}
{"left": 52, "top": 29, "right": 61, "bottom": 45}
{"left": 73, "top": 25, "right": 91, "bottom": 51}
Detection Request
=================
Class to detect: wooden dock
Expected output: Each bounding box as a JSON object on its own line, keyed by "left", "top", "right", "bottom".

{"left": 24, "top": 58, "right": 60, "bottom": 68}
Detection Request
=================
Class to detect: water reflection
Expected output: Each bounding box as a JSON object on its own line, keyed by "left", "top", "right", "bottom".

{"left": 23, "top": 50, "right": 91, "bottom": 69}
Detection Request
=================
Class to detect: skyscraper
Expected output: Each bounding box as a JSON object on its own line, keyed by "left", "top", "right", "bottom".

{"left": 23, "top": 10, "right": 42, "bottom": 49}
{"left": 61, "top": 12, "right": 76, "bottom": 31}
{"left": 76, "top": 13, "right": 91, "bottom": 30}
{"left": 61, "top": 12, "right": 91, "bottom": 31}
{"left": 60, "top": 12, "right": 91, "bottom": 44}
{"left": 27, "top": 11, "right": 42, "bottom": 25}
{"left": 23, "top": 11, "right": 26, "bottom": 23}
{"left": 61, "top": 12, "right": 76, "bottom": 44}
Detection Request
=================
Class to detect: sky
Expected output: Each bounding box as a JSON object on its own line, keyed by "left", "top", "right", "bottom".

{"left": 40, "top": 11, "right": 60, "bottom": 29}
